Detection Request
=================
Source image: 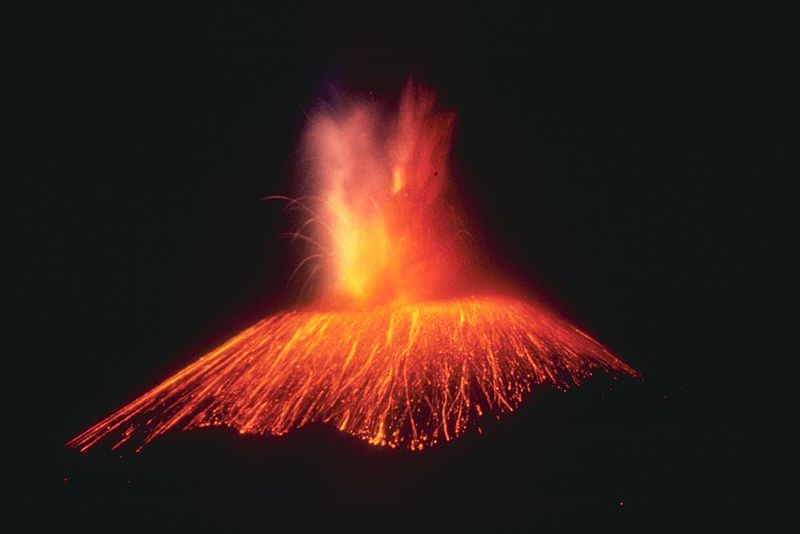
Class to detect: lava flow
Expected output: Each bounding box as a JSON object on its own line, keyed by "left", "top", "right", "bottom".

{"left": 68, "top": 83, "right": 637, "bottom": 453}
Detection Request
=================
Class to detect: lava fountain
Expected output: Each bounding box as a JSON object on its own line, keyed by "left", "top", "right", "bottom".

{"left": 68, "top": 83, "right": 637, "bottom": 452}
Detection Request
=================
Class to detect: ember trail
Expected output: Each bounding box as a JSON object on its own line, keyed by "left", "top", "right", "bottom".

{"left": 69, "top": 84, "right": 637, "bottom": 452}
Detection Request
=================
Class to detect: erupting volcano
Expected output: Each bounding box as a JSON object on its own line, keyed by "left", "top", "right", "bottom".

{"left": 68, "top": 83, "right": 637, "bottom": 452}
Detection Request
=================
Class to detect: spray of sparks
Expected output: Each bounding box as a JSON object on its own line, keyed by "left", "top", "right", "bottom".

{"left": 69, "top": 83, "right": 637, "bottom": 452}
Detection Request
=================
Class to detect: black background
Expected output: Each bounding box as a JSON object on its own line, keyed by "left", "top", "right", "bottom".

{"left": 18, "top": 3, "right": 780, "bottom": 532}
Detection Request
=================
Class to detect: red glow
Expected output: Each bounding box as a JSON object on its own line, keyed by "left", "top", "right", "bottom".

{"left": 68, "top": 83, "right": 637, "bottom": 452}
{"left": 301, "top": 83, "right": 467, "bottom": 306}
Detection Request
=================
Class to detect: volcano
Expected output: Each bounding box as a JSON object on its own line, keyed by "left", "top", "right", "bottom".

{"left": 68, "top": 83, "right": 637, "bottom": 452}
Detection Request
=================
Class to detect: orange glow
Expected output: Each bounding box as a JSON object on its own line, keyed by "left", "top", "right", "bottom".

{"left": 303, "top": 84, "right": 464, "bottom": 307}
{"left": 68, "top": 296, "right": 635, "bottom": 452}
{"left": 68, "top": 83, "right": 637, "bottom": 453}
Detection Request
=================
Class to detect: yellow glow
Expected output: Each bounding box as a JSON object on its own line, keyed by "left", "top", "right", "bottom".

{"left": 391, "top": 168, "right": 404, "bottom": 194}
{"left": 304, "top": 84, "right": 460, "bottom": 307}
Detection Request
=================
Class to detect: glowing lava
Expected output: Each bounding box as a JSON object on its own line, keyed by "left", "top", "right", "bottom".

{"left": 300, "top": 83, "right": 468, "bottom": 307}
{"left": 68, "top": 83, "right": 637, "bottom": 453}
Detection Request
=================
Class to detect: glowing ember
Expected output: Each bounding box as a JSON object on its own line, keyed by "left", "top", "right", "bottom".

{"left": 68, "top": 83, "right": 637, "bottom": 452}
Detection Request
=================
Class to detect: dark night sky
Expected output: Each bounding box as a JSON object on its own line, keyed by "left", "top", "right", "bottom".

{"left": 16, "top": 3, "right": 781, "bottom": 531}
